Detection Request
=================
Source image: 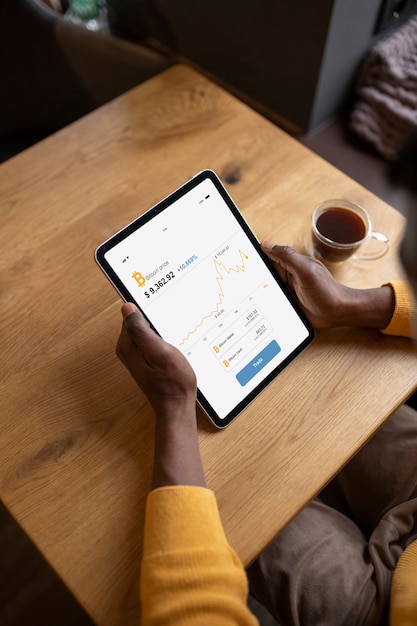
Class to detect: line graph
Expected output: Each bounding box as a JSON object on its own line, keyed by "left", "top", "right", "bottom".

{"left": 179, "top": 249, "right": 249, "bottom": 346}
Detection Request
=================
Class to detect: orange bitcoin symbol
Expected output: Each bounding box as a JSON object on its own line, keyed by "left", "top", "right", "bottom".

{"left": 132, "top": 271, "right": 146, "bottom": 287}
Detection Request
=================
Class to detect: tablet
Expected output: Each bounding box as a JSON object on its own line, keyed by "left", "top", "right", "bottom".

{"left": 95, "top": 170, "right": 314, "bottom": 428}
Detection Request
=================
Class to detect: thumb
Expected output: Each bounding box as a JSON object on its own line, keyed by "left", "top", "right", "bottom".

{"left": 120, "top": 302, "right": 169, "bottom": 364}
{"left": 261, "top": 242, "right": 305, "bottom": 272}
{"left": 121, "top": 302, "right": 140, "bottom": 320}
{"left": 121, "top": 303, "right": 153, "bottom": 344}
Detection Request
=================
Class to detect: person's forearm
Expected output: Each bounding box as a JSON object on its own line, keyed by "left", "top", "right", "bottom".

{"left": 152, "top": 414, "right": 206, "bottom": 489}
{"left": 338, "top": 285, "right": 395, "bottom": 329}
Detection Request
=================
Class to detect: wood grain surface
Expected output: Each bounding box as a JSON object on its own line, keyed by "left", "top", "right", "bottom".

{"left": 1, "top": 65, "right": 416, "bottom": 626}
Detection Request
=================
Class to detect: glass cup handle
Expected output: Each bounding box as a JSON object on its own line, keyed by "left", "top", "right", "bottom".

{"left": 355, "top": 231, "right": 390, "bottom": 261}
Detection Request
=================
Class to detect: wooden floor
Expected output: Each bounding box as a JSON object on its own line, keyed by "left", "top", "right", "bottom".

{"left": 0, "top": 501, "right": 95, "bottom": 626}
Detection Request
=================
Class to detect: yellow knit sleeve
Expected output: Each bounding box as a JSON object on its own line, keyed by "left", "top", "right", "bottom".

{"left": 381, "top": 281, "right": 417, "bottom": 339}
{"left": 140, "top": 486, "right": 258, "bottom": 626}
{"left": 390, "top": 540, "right": 417, "bottom": 625}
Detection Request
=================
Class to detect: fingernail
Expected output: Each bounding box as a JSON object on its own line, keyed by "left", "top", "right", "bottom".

{"left": 261, "top": 240, "right": 274, "bottom": 250}
{"left": 121, "top": 302, "right": 137, "bottom": 319}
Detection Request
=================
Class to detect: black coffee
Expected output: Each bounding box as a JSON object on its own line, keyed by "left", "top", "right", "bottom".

{"left": 313, "top": 207, "right": 367, "bottom": 263}
{"left": 316, "top": 207, "right": 366, "bottom": 244}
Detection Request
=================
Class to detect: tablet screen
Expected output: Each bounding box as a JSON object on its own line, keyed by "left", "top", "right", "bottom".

{"left": 95, "top": 170, "right": 314, "bottom": 428}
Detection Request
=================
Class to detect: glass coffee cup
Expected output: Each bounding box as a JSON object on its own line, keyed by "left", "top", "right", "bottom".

{"left": 311, "top": 199, "right": 389, "bottom": 264}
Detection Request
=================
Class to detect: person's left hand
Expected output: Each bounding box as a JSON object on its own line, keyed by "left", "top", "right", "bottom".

{"left": 261, "top": 241, "right": 394, "bottom": 330}
{"left": 116, "top": 303, "right": 197, "bottom": 424}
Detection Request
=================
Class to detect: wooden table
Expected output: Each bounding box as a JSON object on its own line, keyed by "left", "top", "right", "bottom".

{"left": 1, "top": 65, "right": 416, "bottom": 625}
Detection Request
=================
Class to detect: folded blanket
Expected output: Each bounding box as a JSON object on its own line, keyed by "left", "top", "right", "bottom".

{"left": 350, "top": 15, "right": 417, "bottom": 160}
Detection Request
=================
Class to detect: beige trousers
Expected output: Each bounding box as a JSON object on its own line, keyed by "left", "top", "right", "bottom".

{"left": 247, "top": 404, "right": 417, "bottom": 626}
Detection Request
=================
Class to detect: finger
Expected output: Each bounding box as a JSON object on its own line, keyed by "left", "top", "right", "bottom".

{"left": 120, "top": 303, "right": 172, "bottom": 366}
{"left": 261, "top": 241, "right": 296, "bottom": 282}
{"left": 121, "top": 303, "right": 151, "bottom": 338}
{"left": 261, "top": 241, "right": 319, "bottom": 278}
{"left": 116, "top": 306, "right": 141, "bottom": 364}
{"left": 121, "top": 302, "right": 143, "bottom": 323}
{"left": 116, "top": 303, "right": 148, "bottom": 360}
{"left": 261, "top": 241, "right": 297, "bottom": 267}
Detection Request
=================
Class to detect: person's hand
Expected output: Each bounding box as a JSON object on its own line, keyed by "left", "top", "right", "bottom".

{"left": 261, "top": 242, "right": 352, "bottom": 329}
{"left": 261, "top": 242, "right": 395, "bottom": 330}
{"left": 117, "top": 303, "right": 205, "bottom": 488}
{"left": 116, "top": 303, "right": 197, "bottom": 424}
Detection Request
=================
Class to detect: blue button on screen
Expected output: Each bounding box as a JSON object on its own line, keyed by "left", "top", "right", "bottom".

{"left": 235, "top": 340, "right": 281, "bottom": 386}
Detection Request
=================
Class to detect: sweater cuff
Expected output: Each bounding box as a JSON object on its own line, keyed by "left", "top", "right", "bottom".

{"left": 143, "top": 486, "right": 230, "bottom": 556}
{"left": 390, "top": 540, "right": 417, "bottom": 623}
{"left": 381, "top": 281, "right": 416, "bottom": 338}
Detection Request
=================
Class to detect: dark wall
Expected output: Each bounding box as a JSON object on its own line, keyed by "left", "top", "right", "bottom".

{"left": 154, "top": 0, "right": 335, "bottom": 131}
{"left": 150, "top": 0, "right": 335, "bottom": 131}
{"left": 309, "top": 0, "right": 417, "bottom": 131}
{"left": 107, "top": 0, "right": 417, "bottom": 133}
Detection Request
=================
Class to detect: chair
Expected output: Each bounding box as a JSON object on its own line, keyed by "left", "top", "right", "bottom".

{"left": 0, "top": 0, "right": 171, "bottom": 159}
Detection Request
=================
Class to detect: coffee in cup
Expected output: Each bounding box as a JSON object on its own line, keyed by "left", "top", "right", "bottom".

{"left": 312, "top": 199, "right": 389, "bottom": 264}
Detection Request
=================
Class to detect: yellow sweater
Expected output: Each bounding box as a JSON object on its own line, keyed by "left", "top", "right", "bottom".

{"left": 141, "top": 281, "right": 417, "bottom": 626}
{"left": 141, "top": 487, "right": 258, "bottom": 625}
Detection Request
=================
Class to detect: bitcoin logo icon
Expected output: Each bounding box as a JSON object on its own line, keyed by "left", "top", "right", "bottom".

{"left": 132, "top": 271, "right": 146, "bottom": 287}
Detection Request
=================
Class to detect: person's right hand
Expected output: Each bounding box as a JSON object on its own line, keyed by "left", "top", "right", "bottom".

{"left": 116, "top": 304, "right": 206, "bottom": 488}
{"left": 261, "top": 242, "right": 395, "bottom": 330}
{"left": 116, "top": 303, "right": 197, "bottom": 424}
